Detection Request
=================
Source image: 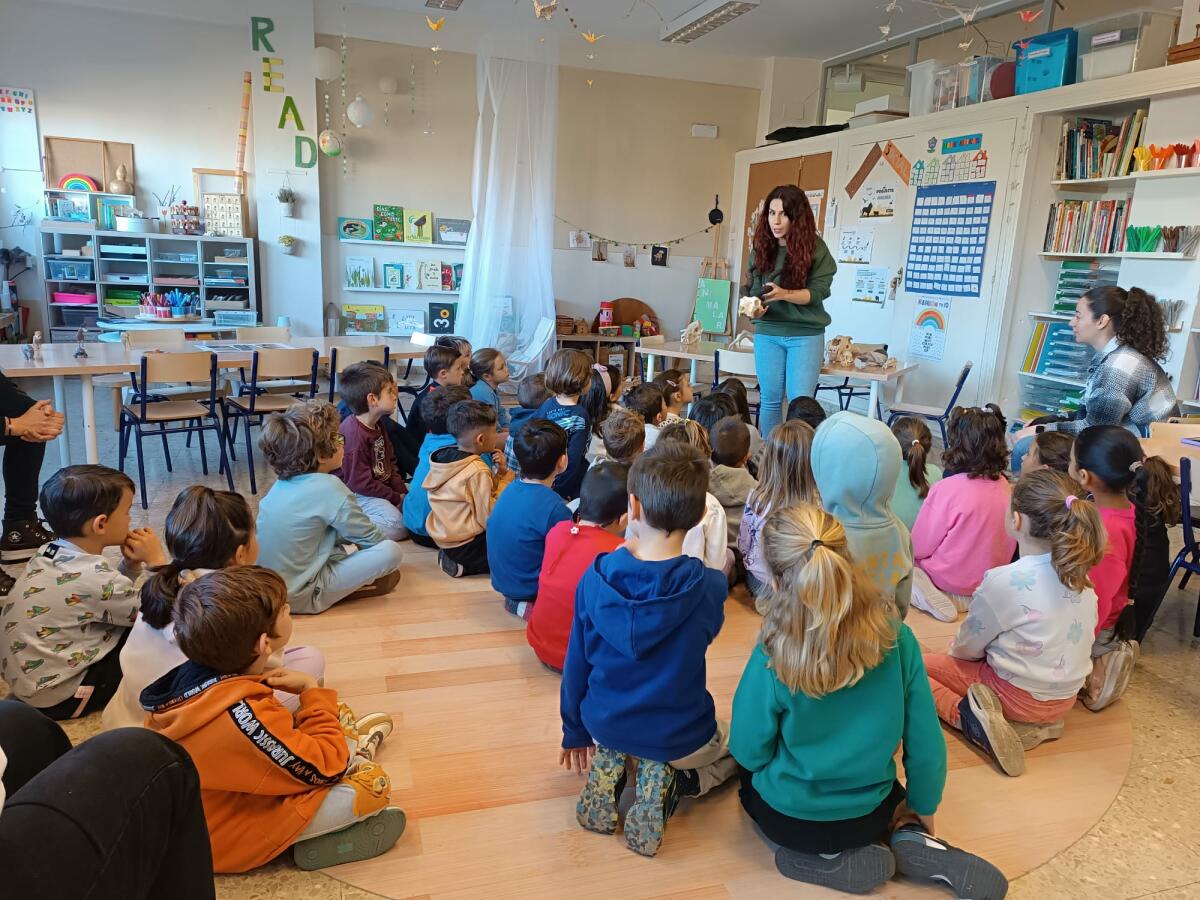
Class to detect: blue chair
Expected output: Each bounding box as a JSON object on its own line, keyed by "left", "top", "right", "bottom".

{"left": 816, "top": 377, "right": 870, "bottom": 412}
{"left": 1167, "top": 456, "right": 1200, "bottom": 637}
{"left": 884, "top": 361, "right": 973, "bottom": 446}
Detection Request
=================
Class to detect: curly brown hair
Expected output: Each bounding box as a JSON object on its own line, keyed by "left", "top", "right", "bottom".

{"left": 1084, "top": 285, "right": 1167, "bottom": 362}
{"left": 258, "top": 399, "right": 341, "bottom": 479}
{"left": 942, "top": 404, "right": 1009, "bottom": 480}
{"left": 752, "top": 185, "right": 817, "bottom": 291}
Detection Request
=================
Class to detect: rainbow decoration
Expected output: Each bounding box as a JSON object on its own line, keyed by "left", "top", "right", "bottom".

{"left": 57, "top": 173, "right": 98, "bottom": 192}
{"left": 914, "top": 308, "right": 945, "bottom": 330}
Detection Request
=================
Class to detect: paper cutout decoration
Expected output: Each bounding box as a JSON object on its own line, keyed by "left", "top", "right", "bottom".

{"left": 882, "top": 140, "right": 912, "bottom": 184}
{"left": 909, "top": 297, "right": 952, "bottom": 361}
{"left": 845, "top": 143, "right": 883, "bottom": 200}
{"left": 837, "top": 227, "right": 874, "bottom": 264}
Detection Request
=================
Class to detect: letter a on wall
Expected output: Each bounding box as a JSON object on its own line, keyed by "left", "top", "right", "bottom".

{"left": 278, "top": 96, "right": 304, "bottom": 130}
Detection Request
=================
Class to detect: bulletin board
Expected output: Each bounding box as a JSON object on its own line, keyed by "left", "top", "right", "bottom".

{"left": 43, "top": 136, "right": 134, "bottom": 193}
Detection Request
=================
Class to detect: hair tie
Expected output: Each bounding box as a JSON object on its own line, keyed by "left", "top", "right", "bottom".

{"left": 809, "top": 539, "right": 824, "bottom": 551}
{"left": 177, "top": 566, "right": 215, "bottom": 586}
{"left": 911, "top": 439, "right": 921, "bottom": 447}
{"left": 1064, "top": 495, "right": 1077, "bottom": 509}
{"left": 1129, "top": 460, "right": 1144, "bottom": 473}
{"left": 592, "top": 364, "right": 612, "bottom": 396}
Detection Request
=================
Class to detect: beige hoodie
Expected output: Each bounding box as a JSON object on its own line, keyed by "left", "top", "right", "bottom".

{"left": 423, "top": 448, "right": 514, "bottom": 547}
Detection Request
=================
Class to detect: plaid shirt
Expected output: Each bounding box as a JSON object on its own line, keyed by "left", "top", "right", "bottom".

{"left": 1054, "top": 339, "right": 1178, "bottom": 436}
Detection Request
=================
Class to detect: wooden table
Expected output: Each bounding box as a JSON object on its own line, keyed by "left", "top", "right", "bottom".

{"left": 555, "top": 332, "right": 641, "bottom": 373}
{"left": 0, "top": 335, "right": 424, "bottom": 466}
{"left": 634, "top": 340, "right": 918, "bottom": 421}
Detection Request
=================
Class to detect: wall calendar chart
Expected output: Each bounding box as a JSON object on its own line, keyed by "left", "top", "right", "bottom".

{"left": 904, "top": 181, "right": 995, "bottom": 298}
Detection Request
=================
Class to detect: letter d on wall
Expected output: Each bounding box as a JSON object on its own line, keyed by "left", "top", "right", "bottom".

{"left": 295, "top": 136, "right": 317, "bottom": 169}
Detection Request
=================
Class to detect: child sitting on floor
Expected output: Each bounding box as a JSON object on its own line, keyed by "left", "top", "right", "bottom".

{"left": 1070, "top": 426, "right": 1178, "bottom": 711}
{"left": 503, "top": 374, "right": 553, "bottom": 475}
{"left": 561, "top": 442, "right": 736, "bottom": 858}
{"left": 910, "top": 405, "right": 1016, "bottom": 622}
{"left": 581, "top": 365, "right": 625, "bottom": 464}
{"left": 652, "top": 369, "right": 693, "bottom": 426}
{"left": 709, "top": 416, "right": 758, "bottom": 548}
{"left": 527, "top": 462, "right": 628, "bottom": 672}
{"left": 142, "top": 566, "right": 405, "bottom": 873}
{"left": 487, "top": 419, "right": 572, "bottom": 619}
{"left": 405, "top": 343, "right": 470, "bottom": 444}
{"left": 715, "top": 377, "right": 762, "bottom": 459}
{"left": 812, "top": 412, "right": 913, "bottom": 618}
{"left": 535, "top": 349, "right": 594, "bottom": 501}
{"left": 337, "top": 362, "right": 408, "bottom": 542}
{"left": 335, "top": 361, "right": 419, "bottom": 480}
{"left": 426, "top": 399, "right": 515, "bottom": 578}
{"left": 402, "top": 385, "right": 471, "bottom": 548}
{"left": 469, "top": 348, "right": 511, "bottom": 438}
{"left": 0, "top": 465, "right": 166, "bottom": 720}
{"left": 655, "top": 421, "right": 731, "bottom": 574}
{"left": 731, "top": 504, "right": 1005, "bottom": 899}
{"left": 785, "top": 396, "right": 827, "bottom": 432}
{"left": 103, "top": 486, "right": 326, "bottom": 730}
{"left": 623, "top": 383, "right": 666, "bottom": 450}
{"left": 923, "top": 470, "right": 1105, "bottom": 777}
{"left": 1022, "top": 430, "right": 1074, "bottom": 475}
{"left": 739, "top": 420, "right": 820, "bottom": 607}
{"left": 599, "top": 405, "right": 645, "bottom": 468}
{"left": 890, "top": 417, "right": 942, "bottom": 531}
{"left": 256, "top": 400, "right": 405, "bottom": 613}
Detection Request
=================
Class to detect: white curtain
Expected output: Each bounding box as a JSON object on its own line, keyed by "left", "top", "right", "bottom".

{"left": 459, "top": 39, "right": 558, "bottom": 373}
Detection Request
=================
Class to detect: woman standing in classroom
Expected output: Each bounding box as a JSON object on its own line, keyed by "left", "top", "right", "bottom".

{"left": 743, "top": 184, "right": 838, "bottom": 439}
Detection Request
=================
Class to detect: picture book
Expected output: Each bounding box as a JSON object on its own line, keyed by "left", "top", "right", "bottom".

{"left": 383, "top": 263, "right": 405, "bottom": 290}
{"left": 418, "top": 260, "right": 441, "bottom": 290}
{"left": 435, "top": 217, "right": 471, "bottom": 245}
{"left": 345, "top": 256, "right": 374, "bottom": 288}
{"left": 338, "top": 217, "right": 373, "bottom": 240}
{"left": 341, "top": 303, "right": 386, "bottom": 333}
{"left": 405, "top": 209, "right": 434, "bottom": 244}
{"left": 373, "top": 205, "right": 405, "bottom": 242}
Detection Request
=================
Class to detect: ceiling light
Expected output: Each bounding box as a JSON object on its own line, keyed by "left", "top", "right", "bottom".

{"left": 425, "top": 0, "right": 462, "bottom": 9}
{"left": 660, "top": 0, "right": 759, "bottom": 44}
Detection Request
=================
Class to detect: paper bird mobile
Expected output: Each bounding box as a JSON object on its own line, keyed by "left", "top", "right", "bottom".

{"left": 532, "top": 0, "right": 558, "bottom": 20}
{"left": 1018, "top": 8, "right": 1042, "bottom": 23}
{"left": 879, "top": 24, "right": 891, "bottom": 36}
{"left": 586, "top": 79, "right": 594, "bottom": 87}
{"left": 426, "top": 15, "right": 445, "bottom": 30}
{"left": 960, "top": 5, "right": 979, "bottom": 24}
{"left": 958, "top": 38, "right": 974, "bottom": 50}
{"left": 581, "top": 31, "right": 604, "bottom": 43}
{"left": 885, "top": 0, "right": 902, "bottom": 11}
{"left": 431, "top": 44, "right": 442, "bottom": 52}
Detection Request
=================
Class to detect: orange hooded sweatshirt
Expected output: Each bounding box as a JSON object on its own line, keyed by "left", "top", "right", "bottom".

{"left": 423, "top": 447, "right": 513, "bottom": 547}
{"left": 141, "top": 661, "right": 349, "bottom": 873}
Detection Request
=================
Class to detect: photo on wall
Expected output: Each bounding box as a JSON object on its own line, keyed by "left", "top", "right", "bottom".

{"left": 622, "top": 244, "right": 637, "bottom": 268}
{"left": 592, "top": 240, "right": 609, "bottom": 262}
{"left": 651, "top": 245, "right": 669, "bottom": 267}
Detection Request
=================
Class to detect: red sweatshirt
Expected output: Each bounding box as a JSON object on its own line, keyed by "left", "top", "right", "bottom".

{"left": 1090, "top": 505, "right": 1135, "bottom": 634}
{"left": 527, "top": 521, "right": 622, "bottom": 670}
{"left": 339, "top": 415, "right": 406, "bottom": 506}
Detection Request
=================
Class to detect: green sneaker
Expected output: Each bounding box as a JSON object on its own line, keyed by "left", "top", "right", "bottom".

{"left": 293, "top": 807, "right": 406, "bottom": 870}
{"left": 576, "top": 745, "right": 628, "bottom": 836}
{"left": 623, "top": 758, "right": 680, "bottom": 857}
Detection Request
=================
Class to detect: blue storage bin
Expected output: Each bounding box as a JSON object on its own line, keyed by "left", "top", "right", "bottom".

{"left": 47, "top": 258, "right": 94, "bottom": 281}
{"left": 1014, "top": 27, "right": 1078, "bottom": 94}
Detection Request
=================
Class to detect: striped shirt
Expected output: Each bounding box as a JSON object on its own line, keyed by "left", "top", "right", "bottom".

{"left": 1053, "top": 338, "right": 1178, "bottom": 436}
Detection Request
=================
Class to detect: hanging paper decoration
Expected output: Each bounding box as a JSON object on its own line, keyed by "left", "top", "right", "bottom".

{"left": 318, "top": 129, "right": 342, "bottom": 157}
{"left": 555, "top": 215, "right": 714, "bottom": 249}
{"left": 581, "top": 31, "right": 604, "bottom": 43}
{"left": 379, "top": 76, "right": 398, "bottom": 127}
{"left": 1018, "top": 8, "right": 1042, "bottom": 23}
{"left": 346, "top": 96, "right": 374, "bottom": 128}
{"left": 313, "top": 46, "right": 340, "bottom": 81}
{"left": 532, "top": 0, "right": 558, "bottom": 20}
{"left": 426, "top": 15, "right": 445, "bottom": 31}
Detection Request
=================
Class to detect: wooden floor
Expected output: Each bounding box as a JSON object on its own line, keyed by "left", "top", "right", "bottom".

{"left": 290, "top": 540, "right": 1133, "bottom": 900}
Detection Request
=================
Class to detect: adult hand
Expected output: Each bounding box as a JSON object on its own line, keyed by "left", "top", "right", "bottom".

{"left": 122, "top": 528, "right": 169, "bottom": 569}
{"left": 760, "top": 282, "right": 787, "bottom": 303}
{"left": 559, "top": 745, "right": 595, "bottom": 775}
{"left": 9, "top": 400, "right": 64, "bottom": 442}
{"left": 1012, "top": 424, "right": 1039, "bottom": 444}
{"left": 918, "top": 813, "right": 936, "bottom": 835}
{"left": 263, "top": 668, "right": 320, "bottom": 695}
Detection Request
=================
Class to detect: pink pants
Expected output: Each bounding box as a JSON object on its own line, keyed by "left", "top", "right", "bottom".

{"left": 923, "top": 653, "right": 1075, "bottom": 728}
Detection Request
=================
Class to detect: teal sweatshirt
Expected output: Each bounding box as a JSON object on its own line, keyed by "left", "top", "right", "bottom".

{"left": 743, "top": 239, "right": 837, "bottom": 336}
{"left": 811, "top": 411, "right": 913, "bottom": 617}
{"left": 730, "top": 625, "right": 946, "bottom": 820}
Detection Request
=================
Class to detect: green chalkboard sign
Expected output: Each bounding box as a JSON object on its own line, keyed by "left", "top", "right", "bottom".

{"left": 694, "top": 278, "right": 732, "bottom": 334}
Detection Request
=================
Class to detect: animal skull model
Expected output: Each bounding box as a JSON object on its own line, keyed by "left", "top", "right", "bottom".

{"left": 680, "top": 319, "right": 704, "bottom": 345}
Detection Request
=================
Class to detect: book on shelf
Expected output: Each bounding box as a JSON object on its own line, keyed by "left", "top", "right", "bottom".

{"left": 1043, "top": 197, "right": 1131, "bottom": 254}
{"left": 1054, "top": 110, "right": 1146, "bottom": 180}
{"left": 1022, "top": 320, "right": 1094, "bottom": 381}
{"left": 1051, "top": 259, "right": 1118, "bottom": 312}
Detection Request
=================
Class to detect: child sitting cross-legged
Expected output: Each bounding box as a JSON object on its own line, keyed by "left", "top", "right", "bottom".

{"left": 256, "top": 400, "right": 405, "bottom": 614}
{"left": 561, "top": 441, "right": 736, "bottom": 858}
{"left": 655, "top": 420, "right": 731, "bottom": 575}
{"left": 503, "top": 373, "right": 553, "bottom": 475}
{"left": 535, "top": 349, "right": 594, "bottom": 501}
{"left": 487, "top": 419, "right": 572, "bottom": 619}
{"left": 469, "top": 348, "right": 512, "bottom": 441}
{"left": 731, "top": 504, "right": 1006, "bottom": 898}
{"left": 403, "top": 384, "right": 471, "bottom": 548}
{"left": 0, "top": 465, "right": 167, "bottom": 720}
{"left": 527, "top": 462, "right": 628, "bottom": 673}
{"left": 890, "top": 417, "right": 942, "bottom": 532}
{"left": 405, "top": 343, "right": 469, "bottom": 444}
{"left": 652, "top": 369, "right": 693, "bottom": 426}
{"left": 337, "top": 362, "right": 408, "bottom": 541}
{"left": 708, "top": 415, "right": 758, "bottom": 549}
{"left": 142, "top": 566, "right": 405, "bottom": 873}
{"left": 102, "top": 485, "right": 326, "bottom": 730}
{"left": 426, "top": 399, "right": 515, "bottom": 578}
{"left": 598, "top": 405, "right": 645, "bottom": 468}
{"left": 623, "top": 383, "right": 667, "bottom": 451}
{"left": 1021, "top": 430, "right": 1074, "bottom": 475}
{"left": 924, "top": 470, "right": 1105, "bottom": 777}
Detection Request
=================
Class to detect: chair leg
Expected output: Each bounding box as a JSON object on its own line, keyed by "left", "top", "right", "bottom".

{"left": 196, "top": 421, "right": 209, "bottom": 476}
{"left": 938, "top": 418, "right": 948, "bottom": 448}
{"left": 1180, "top": 550, "right": 1198, "bottom": 589}
{"left": 134, "top": 427, "right": 148, "bottom": 510}
{"left": 1193, "top": 590, "right": 1200, "bottom": 638}
{"left": 244, "top": 415, "right": 257, "bottom": 495}
{"left": 225, "top": 408, "right": 238, "bottom": 461}
{"left": 214, "top": 420, "right": 235, "bottom": 491}
{"left": 158, "top": 423, "right": 172, "bottom": 472}
{"left": 118, "top": 416, "right": 129, "bottom": 471}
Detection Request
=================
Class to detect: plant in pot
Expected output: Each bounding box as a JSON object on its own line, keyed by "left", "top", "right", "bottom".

{"left": 278, "top": 234, "right": 298, "bottom": 255}
{"left": 276, "top": 186, "right": 297, "bottom": 218}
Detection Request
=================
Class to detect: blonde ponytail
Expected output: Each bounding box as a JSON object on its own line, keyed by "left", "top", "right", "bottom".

{"left": 1012, "top": 470, "right": 1106, "bottom": 593}
{"left": 760, "top": 504, "right": 895, "bottom": 698}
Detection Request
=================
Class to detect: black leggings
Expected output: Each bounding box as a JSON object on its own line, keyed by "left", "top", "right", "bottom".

{"left": 0, "top": 374, "right": 45, "bottom": 524}
{"left": 0, "top": 700, "right": 215, "bottom": 898}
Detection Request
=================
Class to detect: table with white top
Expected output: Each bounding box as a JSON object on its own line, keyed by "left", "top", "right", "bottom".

{"left": 0, "top": 335, "right": 425, "bottom": 466}
{"left": 634, "top": 340, "right": 918, "bottom": 421}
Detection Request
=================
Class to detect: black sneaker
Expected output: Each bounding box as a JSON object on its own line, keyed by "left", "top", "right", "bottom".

{"left": 0, "top": 569, "right": 14, "bottom": 597}
{"left": 1, "top": 520, "right": 54, "bottom": 563}
{"left": 438, "top": 550, "right": 464, "bottom": 578}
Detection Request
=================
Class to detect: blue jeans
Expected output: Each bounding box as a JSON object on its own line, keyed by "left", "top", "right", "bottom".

{"left": 754, "top": 333, "right": 825, "bottom": 439}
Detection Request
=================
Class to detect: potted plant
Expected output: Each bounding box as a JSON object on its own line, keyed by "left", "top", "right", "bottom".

{"left": 276, "top": 186, "right": 297, "bottom": 218}
{"left": 278, "top": 234, "right": 297, "bottom": 255}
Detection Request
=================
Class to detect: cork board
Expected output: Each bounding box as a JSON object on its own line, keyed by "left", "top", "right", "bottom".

{"left": 43, "top": 136, "right": 134, "bottom": 192}
{"left": 741, "top": 151, "right": 832, "bottom": 278}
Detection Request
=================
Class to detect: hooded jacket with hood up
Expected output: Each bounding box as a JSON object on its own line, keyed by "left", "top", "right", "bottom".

{"left": 423, "top": 447, "right": 514, "bottom": 547}
{"left": 811, "top": 412, "right": 913, "bottom": 617}
{"left": 141, "top": 661, "right": 349, "bottom": 873}
{"left": 560, "top": 547, "right": 727, "bottom": 761}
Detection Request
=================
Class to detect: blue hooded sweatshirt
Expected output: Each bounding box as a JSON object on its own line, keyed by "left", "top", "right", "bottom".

{"left": 560, "top": 547, "right": 727, "bottom": 761}
{"left": 402, "top": 431, "right": 457, "bottom": 536}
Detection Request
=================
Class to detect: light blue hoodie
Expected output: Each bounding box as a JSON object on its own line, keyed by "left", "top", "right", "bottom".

{"left": 811, "top": 412, "right": 913, "bottom": 618}
{"left": 403, "top": 432, "right": 457, "bottom": 536}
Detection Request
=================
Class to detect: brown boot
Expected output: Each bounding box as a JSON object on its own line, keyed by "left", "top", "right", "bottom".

{"left": 347, "top": 569, "right": 402, "bottom": 601}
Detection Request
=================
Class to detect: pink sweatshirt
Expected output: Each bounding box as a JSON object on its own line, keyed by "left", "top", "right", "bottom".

{"left": 911, "top": 473, "right": 1016, "bottom": 596}
{"left": 1090, "top": 505, "right": 1134, "bottom": 633}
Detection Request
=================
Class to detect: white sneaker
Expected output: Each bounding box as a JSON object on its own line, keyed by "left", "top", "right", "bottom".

{"left": 1012, "top": 719, "right": 1065, "bottom": 750}
{"left": 910, "top": 568, "right": 958, "bottom": 622}
{"left": 1081, "top": 641, "right": 1136, "bottom": 711}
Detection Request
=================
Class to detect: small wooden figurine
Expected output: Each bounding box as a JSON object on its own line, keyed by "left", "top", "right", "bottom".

{"left": 74, "top": 326, "right": 89, "bottom": 358}
{"left": 31, "top": 330, "right": 43, "bottom": 359}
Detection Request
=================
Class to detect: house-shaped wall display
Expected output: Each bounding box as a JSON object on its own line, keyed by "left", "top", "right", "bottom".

{"left": 910, "top": 159, "right": 925, "bottom": 186}
{"left": 969, "top": 150, "right": 989, "bottom": 179}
